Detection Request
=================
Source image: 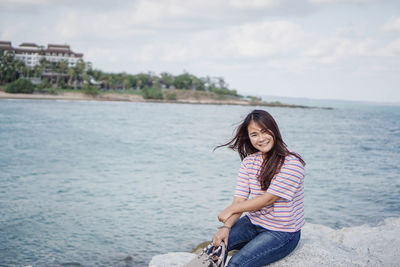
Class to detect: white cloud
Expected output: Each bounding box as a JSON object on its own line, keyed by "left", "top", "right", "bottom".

{"left": 48, "top": 7, "right": 390, "bottom": 76}
{"left": 223, "top": 20, "right": 375, "bottom": 67}
{"left": 1, "top": 0, "right": 399, "bottom": 101}
{"left": 226, "top": 20, "right": 309, "bottom": 57}
{"left": 131, "top": 43, "right": 193, "bottom": 62}
{"left": 0, "top": 0, "right": 50, "bottom": 8}
{"left": 128, "top": 0, "right": 187, "bottom": 25}
{"left": 382, "top": 17, "right": 400, "bottom": 32}
{"left": 229, "top": 0, "right": 277, "bottom": 9}
{"left": 85, "top": 47, "right": 119, "bottom": 64}
{"left": 304, "top": 35, "right": 375, "bottom": 64}
{"left": 0, "top": 23, "right": 30, "bottom": 42}
{"left": 380, "top": 38, "right": 400, "bottom": 56}
{"left": 125, "top": 0, "right": 231, "bottom": 29}
{"left": 56, "top": 12, "right": 81, "bottom": 39}
{"left": 52, "top": 0, "right": 228, "bottom": 41}
{"left": 55, "top": 8, "right": 151, "bottom": 41}
{"left": 308, "top": 0, "right": 372, "bottom": 4}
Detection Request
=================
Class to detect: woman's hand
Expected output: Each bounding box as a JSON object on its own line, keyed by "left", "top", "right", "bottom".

{"left": 218, "top": 206, "right": 234, "bottom": 223}
{"left": 212, "top": 227, "right": 229, "bottom": 247}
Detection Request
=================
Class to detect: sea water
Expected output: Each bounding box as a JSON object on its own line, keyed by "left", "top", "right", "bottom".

{"left": 0, "top": 99, "right": 399, "bottom": 266}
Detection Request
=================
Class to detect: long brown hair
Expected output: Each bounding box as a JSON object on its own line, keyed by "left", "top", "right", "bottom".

{"left": 216, "top": 109, "right": 305, "bottom": 190}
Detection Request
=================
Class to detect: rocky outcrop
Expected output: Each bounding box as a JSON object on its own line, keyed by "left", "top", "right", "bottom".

{"left": 149, "top": 217, "right": 400, "bottom": 267}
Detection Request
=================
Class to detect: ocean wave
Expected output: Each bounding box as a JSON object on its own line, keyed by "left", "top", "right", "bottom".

{"left": 149, "top": 217, "right": 400, "bottom": 267}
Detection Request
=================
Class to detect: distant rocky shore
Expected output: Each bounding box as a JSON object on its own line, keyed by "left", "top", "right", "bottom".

{"left": 0, "top": 90, "right": 331, "bottom": 109}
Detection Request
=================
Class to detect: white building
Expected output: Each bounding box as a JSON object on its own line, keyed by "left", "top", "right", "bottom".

{"left": 0, "top": 41, "right": 84, "bottom": 68}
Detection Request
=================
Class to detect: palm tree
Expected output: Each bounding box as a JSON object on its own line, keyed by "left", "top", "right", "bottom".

{"left": 75, "top": 59, "right": 86, "bottom": 88}
{"left": 58, "top": 60, "right": 68, "bottom": 74}
{"left": 58, "top": 60, "right": 68, "bottom": 86}
{"left": 39, "top": 58, "right": 47, "bottom": 79}
{"left": 14, "top": 60, "right": 25, "bottom": 78}
{"left": 33, "top": 65, "right": 42, "bottom": 78}
{"left": 0, "top": 49, "right": 7, "bottom": 83}
{"left": 67, "top": 67, "right": 76, "bottom": 89}
{"left": 50, "top": 61, "right": 60, "bottom": 87}
{"left": 2, "top": 51, "right": 17, "bottom": 83}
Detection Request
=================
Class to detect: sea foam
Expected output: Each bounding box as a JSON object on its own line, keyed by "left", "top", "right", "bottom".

{"left": 149, "top": 217, "right": 400, "bottom": 267}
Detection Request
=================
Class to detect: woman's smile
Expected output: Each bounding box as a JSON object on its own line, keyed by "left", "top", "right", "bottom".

{"left": 258, "top": 140, "right": 270, "bottom": 146}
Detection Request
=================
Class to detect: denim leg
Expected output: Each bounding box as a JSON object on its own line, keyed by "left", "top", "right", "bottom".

{"left": 227, "top": 228, "right": 301, "bottom": 267}
{"left": 227, "top": 216, "right": 259, "bottom": 252}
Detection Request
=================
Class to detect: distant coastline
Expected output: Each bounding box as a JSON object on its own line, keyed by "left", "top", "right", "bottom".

{"left": 0, "top": 44, "right": 333, "bottom": 109}
{"left": 0, "top": 90, "right": 332, "bottom": 109}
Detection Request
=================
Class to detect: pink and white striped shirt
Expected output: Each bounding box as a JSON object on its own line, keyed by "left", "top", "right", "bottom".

{"left": 235, "top": 152, "right": 305, "bottom": 232}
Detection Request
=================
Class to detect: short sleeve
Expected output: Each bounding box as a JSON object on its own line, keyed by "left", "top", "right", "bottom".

{"left": 267, "top": 156, "right": 305, "bottom": 201}
{"left": 234, "top": 160, "right": 250, "bottom": 199}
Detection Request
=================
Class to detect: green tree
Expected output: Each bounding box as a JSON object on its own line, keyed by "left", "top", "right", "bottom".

{"left": 75, "top": 59, "right": 86, "bottom": 88}
{"left": 50, "top": 61, "right": 60, "bottom": 86}
{"left": 5, "top": 78, "right": 35, "bottom": 94}
{"left": 102, "top": 73, "right": 113, "bottom": 89}
{"left": 201, "top": 76, "right": 214, "bottom": 92}
{"left": 67, "top": 67, "right": 77, "bottom": 89}
{"left": 33, "top": 65, "right": 42, "bottom": 78}
{"left": 160, "top": 72, "right": 175, "bottom": 88}
{"left": 3, "top": 50, "right": 22, "bottom": 83}
{"left": 67, "top": 59, "right": 86, "bottom": 89}
{"left": 82, "top": 84, "right": 99, "bottom": 96}
{"left": 122, "top": 77, "right": 130, "bottom": 89}
{"left": 57, "top": 60, "right": 69, "bottom": 88}
{"left": 192, "top": 76, "right": 205, "bottom": 91}
{"left": 0, "top": 49, "right": 18, "bottom": 84}
{"left": 128, "top": 75, "right": 138, "bottom": 89}
{"left": 173, "top": 73, "right": 193, "bottom": 89}
{"left": 142, "top": 87, "right": 163, "bottom": 99}
{"left": 150, "top": 73, "right": 160, "bottom": 88}
{"left": 136, "top": 73, "right": 152, "bottom": 89}
{"left": 14, "top": 60, "right": 30, "bottom": 78}
{"left": 36, "top": 79, "right": 57, "bottom": 94}
{"left": 209, "top": 85, "right": 238, "bottom": 96}
{"left": 39, "top": 58, "right": 47, "bottom": 74}
{"left": 217, "top": 77, "right": 229, "bottom": 90}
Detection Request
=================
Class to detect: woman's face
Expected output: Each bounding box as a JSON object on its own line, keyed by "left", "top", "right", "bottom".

{"left": 247, "top": 120, "right": 274, "bottom": 153}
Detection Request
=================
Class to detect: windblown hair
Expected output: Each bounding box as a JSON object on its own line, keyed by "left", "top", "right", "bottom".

{"left": 216, "top": 110, "right": 305, "bottom": 190}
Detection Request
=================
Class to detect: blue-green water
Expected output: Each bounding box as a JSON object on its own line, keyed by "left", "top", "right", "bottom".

{"left": 1, "top": 99, "right": 399, "bottom": 266}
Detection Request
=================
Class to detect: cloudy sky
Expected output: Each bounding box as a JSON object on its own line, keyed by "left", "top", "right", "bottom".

{"left": 1, "top": 0, "right": 399, "bottom": 102}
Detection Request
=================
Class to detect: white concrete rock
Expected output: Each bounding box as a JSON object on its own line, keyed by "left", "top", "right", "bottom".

{"left": 149, "top": 252, "right": 196, "bottom": 267}
{"left": 149, "top": 217, "right": 400, "bottom": 267}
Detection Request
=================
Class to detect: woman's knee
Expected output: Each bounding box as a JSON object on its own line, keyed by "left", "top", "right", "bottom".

{"left": 226, "top": 216, "right": 257, "bottom": 251}
{"left": 226, "top": 230, "right": 301, "bottom": 267}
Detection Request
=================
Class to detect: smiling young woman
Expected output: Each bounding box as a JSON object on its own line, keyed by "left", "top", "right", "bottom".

{"left": 212, "top": 109, "right": 306, "bottom": 267}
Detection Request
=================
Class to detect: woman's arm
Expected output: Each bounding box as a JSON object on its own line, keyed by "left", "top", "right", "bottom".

{"left": 220, "top": 197, "right": 246, "bottom": 228}
{"left": 218, "top": 192, "right": 280, "bottom": 223}
{"left": 213, "top": 197, "right": 245, "bottom": 247}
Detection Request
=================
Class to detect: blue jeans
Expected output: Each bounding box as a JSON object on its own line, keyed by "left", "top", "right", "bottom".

{"left": 226, "top": 216, "right": 300, "bottom": 267}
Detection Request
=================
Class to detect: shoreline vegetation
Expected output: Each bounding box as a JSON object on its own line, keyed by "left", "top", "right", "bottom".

{"left": 0, "top": 49, "right": 331, "bottom": 109}
{"left": 0, "top": 88, "right": 331, "bottom": 109}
